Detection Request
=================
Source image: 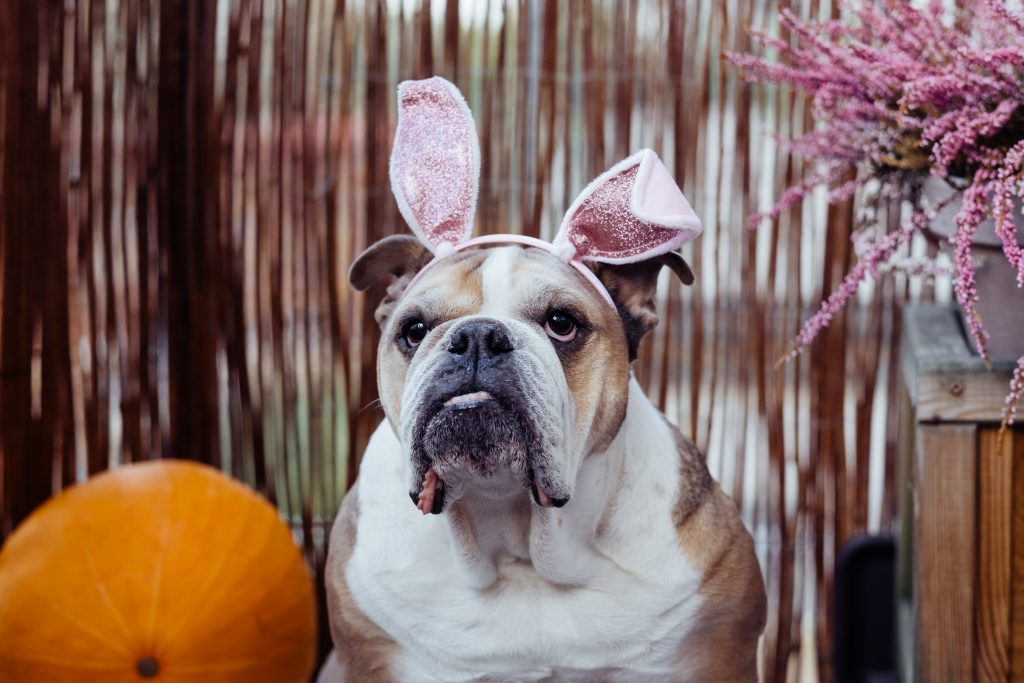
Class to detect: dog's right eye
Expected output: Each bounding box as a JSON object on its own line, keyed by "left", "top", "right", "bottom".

{"left": 544, "top": 310, "right": 578, "bottom": 342}
{"left": 400, "top": 319, "right": 429, "bottom": 347}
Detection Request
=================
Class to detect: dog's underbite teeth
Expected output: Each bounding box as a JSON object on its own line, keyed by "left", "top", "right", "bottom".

{"left": 416, "top": 469, "right": 445, "bottom": 515}
{"left": 533, "top": 476, "right": 553, "bottom": 507}
{"left": 443, "top": 391, "right": 495, "bottom": 409}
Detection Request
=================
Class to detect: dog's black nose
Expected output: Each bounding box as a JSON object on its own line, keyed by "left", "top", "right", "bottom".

{"left": 448, "top": 320, "right": 514, "bottom": 359}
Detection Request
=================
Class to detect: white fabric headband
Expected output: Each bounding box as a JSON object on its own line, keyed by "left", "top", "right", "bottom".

{"left": 390, "top": 77, "right": 703, "bottom": 308}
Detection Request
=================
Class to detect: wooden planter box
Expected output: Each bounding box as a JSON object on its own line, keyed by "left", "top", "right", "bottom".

{"left": 898, "top": 304, "right": 1024, "bottom": 682}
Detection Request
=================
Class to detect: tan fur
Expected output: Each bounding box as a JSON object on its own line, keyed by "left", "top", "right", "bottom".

{"left": 505, "top": 249, "right": 631, "bottom": 454}
{"left": 673, "top": 433, "right": 767, "bottom": 682}
{"left": 324, "top": 487, "right": 399, "bottom": 682}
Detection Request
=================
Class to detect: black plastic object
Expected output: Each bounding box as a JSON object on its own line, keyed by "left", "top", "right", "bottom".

{"left": 833, "top": 534, "right": 896, "bottom": 683}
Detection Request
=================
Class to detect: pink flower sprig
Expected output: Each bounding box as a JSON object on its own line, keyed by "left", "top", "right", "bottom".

{"left": 992, "top": 140, "right": 1024, "bottom": 286}
{"left": 952, "top": 168, "right": 993, "bottom": 359}
{"left": 853, "top": 228, "right": 955, "bottom": 278}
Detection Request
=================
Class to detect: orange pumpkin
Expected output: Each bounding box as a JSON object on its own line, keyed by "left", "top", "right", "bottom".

{"left": 0, "top": 460, "right": 316, "bottom": 683}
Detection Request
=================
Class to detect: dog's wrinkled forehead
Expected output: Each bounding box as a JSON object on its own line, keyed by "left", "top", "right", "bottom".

{"left": 395, "top": 245, "right": 609, "bottom": 323}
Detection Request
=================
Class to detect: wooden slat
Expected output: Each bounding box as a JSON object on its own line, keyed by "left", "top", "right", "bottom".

{"left": 896, "top": 384, "right": 916, "bottom": 683}
{"left": 916, "top": 372, "right": 1018, "bottom": 423}
{"left": 915, "top": 423, "right": 977, "bottom": 683}
{"left": 1011, "top": 429, "right": 1024, "bottom": 681}
{"left": 977, "top": 427, "right": 1013, "bottom": 682}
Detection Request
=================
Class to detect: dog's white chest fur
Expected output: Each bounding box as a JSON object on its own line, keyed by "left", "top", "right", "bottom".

{"left": 346, "top": 381, "right": 704, "bottom": 683}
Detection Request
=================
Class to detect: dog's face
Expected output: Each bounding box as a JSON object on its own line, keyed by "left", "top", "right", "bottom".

{"left": 350, "top": 235, "right": 691, "bottom": 514}
{"left": 379, "top": 245, "right": 630, "bottom": 513}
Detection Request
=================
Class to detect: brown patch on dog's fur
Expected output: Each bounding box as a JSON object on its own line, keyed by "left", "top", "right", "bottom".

{"left": 673, "top": 435, "right": 766, "bottom": 681}
{"left": 507, "top": 249, "right": 631, "bottom": 455}
{"left": 324, "top": 487, "right": 399, "bottom": 682}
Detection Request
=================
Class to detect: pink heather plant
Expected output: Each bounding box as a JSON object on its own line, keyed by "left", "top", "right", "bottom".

{"left": 728, "top": 0, "right": 1024, "bottom": 427}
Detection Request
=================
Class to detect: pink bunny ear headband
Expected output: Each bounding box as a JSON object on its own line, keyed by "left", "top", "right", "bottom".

{"left": 390, "top": 77, "right": 702, "bottom": 309}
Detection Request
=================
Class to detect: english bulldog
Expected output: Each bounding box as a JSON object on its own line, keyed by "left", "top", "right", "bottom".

{"left": 320, "top": 77, "right": 765, "bottom": 683}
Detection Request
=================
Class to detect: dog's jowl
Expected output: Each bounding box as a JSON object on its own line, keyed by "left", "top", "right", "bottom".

{"left": 320, "top": 77, "right": 766, "bottom": 683}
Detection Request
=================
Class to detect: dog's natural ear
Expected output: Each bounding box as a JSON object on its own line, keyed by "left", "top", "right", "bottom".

{"left": 593, "top": 251, "right": 694, "bottom": 361}
{"left": 349, "top": 235, "right": 433, "bottom": 327}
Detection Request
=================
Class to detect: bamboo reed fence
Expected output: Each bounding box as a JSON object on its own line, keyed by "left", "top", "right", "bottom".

{"left": 0, "top": 1, "right": 924, "bottom": 680}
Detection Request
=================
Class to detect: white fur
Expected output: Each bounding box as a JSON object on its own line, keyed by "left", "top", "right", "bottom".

{"left": 478, "top": 247, "right": 520, "bottom": 317}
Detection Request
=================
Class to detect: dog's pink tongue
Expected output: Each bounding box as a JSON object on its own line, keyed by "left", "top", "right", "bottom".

{"left": 534, "top": 475, "right": 554, "bottom": 508}
{"left": 417, "top": 469, "right": 439, "bottom": 515}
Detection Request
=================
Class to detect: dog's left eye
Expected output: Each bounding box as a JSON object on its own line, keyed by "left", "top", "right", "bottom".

{"left": 544, "top": 311, "right": 578, "bottom": 342}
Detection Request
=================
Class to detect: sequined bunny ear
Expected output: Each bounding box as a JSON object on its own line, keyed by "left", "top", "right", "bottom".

{"left": 551, "top": 149, "right": 702, "bottom": 264}
{"left": 390, "top": 77, "right": 481, "bottom": 255}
